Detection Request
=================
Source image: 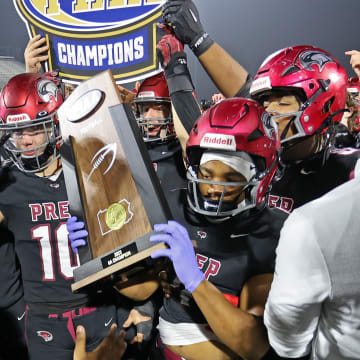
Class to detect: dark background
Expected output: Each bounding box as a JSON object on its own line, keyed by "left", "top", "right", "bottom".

{"left": 0, "top": 0, "right": 359, "bottom": 99}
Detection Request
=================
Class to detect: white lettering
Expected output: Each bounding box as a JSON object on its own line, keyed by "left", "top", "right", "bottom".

{"left": 58, "top": 43, "right": 67, "bottom": 63}
{"left": 85, "top": 45, "right": 98, "bottom": 66}
{"left": 56, "top": 37, "right": 145, "bottom": 67}
{"left": 134, "top": 36, "right": 144, "bottom": 59}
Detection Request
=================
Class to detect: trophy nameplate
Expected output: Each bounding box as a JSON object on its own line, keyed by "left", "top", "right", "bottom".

{"left": 57, "top": 70, "right": 170, "bottom": 293}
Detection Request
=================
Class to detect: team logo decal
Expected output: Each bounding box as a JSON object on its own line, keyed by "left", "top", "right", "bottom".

{"left": 87, "top": 142, "right": 117, "bottom": 181}
{"left": 37, "top": 330, "right": 53, "bottom": 342}
{"left": 14, "top": 0, "right": 166, "bottom": 84}
{"left": 37, "top": 79, "right": 59, "bottom": 102}
{"left": 97, "top": 199, "right": 134, "bottom": 235}
{"left": 197, "top": 230, "right": 207, "bottom": 239}
{"left": 300, "top": 50, "right": 335, "bottom": 72}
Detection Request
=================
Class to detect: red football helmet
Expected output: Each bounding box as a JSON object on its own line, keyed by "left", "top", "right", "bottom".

{"left": 133, "top": 72, "right": 174, "bottom": 142}
{"left": 347, "top": 77, "right": 360, "bottom": 132}
{"left": 0, "top": 73, "right": 64, "bottom": 172}
{"left": 250, "top": 45, "right": 348, "bottom": 143}
{"left": 186, "top": 97, "right": 280, "bottom": 217}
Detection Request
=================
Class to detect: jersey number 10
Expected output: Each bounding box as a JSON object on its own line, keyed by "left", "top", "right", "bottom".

{"left": 32, "top": 223, "right": 79, "bottom": 281}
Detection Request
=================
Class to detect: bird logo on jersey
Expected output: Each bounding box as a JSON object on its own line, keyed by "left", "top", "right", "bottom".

{"left": 299, "top": 50, "right": 334, "bottom": 72}
{"left": 37, "top": 330, "right": 53, "bottom": 342}
{"left": 197, "top": 230, "right": 207, "bottom": 239}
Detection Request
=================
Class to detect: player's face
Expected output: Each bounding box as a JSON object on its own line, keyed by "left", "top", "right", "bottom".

{"left": 198, "top": 160, "right": 246, "bottom": 203}
{"left": 140, "top": 103, "right": 170, "bottom": 136}
{"left": 12, "top": 124, "right": 49, "bottom": 156}
{"left": 263, "top": 94, "right": 301, "bottom": 139}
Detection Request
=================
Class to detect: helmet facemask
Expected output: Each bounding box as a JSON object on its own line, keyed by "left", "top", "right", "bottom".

{"left": 186, "top": 151, "right": 265, "bottom": 218}
{"left": 1, "top": 114, "right": 62, "bottom": 173}
{"left": 134, "top": 99, "right": 174, "bottom": 143}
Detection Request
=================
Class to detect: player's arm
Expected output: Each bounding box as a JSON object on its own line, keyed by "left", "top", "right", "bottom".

{"left": 162, "top": 0, "right": 249, "bottom": 98}
{"left": 192, "top": 275, "right": 271, "bottom": 359}
{"left": 197, "top": 43, "right": 249, "bottom": 98}
{"left": 150, "top": 221, "right": 270, "bottom": 359}
{"left": 157, "top": 33, "right": 201, "bottom": 154}
{"left": 24, "top": 34, "right": 49, "bottom": 73}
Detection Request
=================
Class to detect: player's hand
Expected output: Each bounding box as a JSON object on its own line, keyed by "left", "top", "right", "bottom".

{"left": 162, "top": 0, "right": 213, "bottom": 56}
{"left": 73, "top": 324, "right": 127, "bottom": 360}
{"left": 117, "top": 85, "right": 137, "bottom": 104}
{"left": 66, "top": 216, "right": 88, "bottom": 254}
{"left": 157, "top": 34, "right": 184, "bottom": 68}
{"left": 150, "top": 220, "right": 205, "bottom": 293}
{"left": 345, "top": 50, "right": 360, "bottom": 78}
{"left": 122, "top": 300, "right": 154, "bottom": 344}
{"left": 24, "top": 34, "right": 49, "bottom": 73}
{"left": 212, "top": 93, "right": 225, "bottom": 104}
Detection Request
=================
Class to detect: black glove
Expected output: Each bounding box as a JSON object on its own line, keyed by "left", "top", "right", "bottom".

{"left": 133, "top": 300, "right": 155, "bottom": 342}
{"left": 164, "top": 52, "right": 194, "bottom": 95}
{"left": 162, "top": 0, "right": 214, "bottom": 57}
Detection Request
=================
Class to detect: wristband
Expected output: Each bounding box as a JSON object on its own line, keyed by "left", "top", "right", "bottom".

{"left": 190, "top": 32, "right": 214, "bottom": 57}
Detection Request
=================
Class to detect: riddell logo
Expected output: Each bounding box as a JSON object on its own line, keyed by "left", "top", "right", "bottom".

{"left": 200, "top": 133, "right": 236, "bottom": 151}
{"left": 7, "top": 113, "right": 31, "bottom": 123}
{"left": 250, "top": 76, "right": 272, "bottom": 95}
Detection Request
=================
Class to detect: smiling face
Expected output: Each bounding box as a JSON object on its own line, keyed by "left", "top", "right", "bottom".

{"left": 136, "top": 101, "right": 172, "bottom": 140}
{"left": 198, "top": 160, "right": 247, "bottom": 203}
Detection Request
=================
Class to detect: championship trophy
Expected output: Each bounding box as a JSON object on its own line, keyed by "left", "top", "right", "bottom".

{"left": 57, "top": 70, "right": 170, "bottom": 294}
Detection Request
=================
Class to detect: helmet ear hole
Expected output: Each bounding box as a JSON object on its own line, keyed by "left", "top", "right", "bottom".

{"left": 322, "top": 96, "right": 335, "bottom": 114}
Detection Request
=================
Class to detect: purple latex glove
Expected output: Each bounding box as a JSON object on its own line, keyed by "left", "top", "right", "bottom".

{"left": 150, "top": 220, "right": 205, "bottom": 293}
{"left": 66, "top": 216, "right": 88, "bottom": 254}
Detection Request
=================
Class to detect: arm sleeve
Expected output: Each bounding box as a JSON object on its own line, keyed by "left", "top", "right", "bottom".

{"left": 171, "top": 91, "right": 201, "bottom": 134}
{"left": 264, "top": 211, "right": 331, "bottom": 358}
{"left": 234, "top": 74, "right": 253, "bottom": 99}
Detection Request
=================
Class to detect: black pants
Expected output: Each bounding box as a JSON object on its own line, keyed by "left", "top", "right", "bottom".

{"left": 25, "top": 304, "right": 117, "bottom": 360}
{"left": 0, "top": 297, "right": 29, "bottom": 360}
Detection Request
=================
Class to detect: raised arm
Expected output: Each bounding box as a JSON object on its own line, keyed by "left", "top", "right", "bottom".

{"left": 162, "top": 0, "right": 249, "bottom": 97}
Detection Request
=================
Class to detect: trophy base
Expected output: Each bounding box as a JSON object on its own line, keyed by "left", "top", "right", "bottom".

{"left": 71, "top": 231, "right": 166, "bottom": 293}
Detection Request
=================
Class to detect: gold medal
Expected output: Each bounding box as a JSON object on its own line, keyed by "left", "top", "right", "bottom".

{"left": 105, "top": 203, "right": 126, "bottom": 230}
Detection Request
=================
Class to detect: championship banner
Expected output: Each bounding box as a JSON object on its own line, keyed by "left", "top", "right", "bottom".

{"left": 14, "top": 0, "right": 165, "bottom": 84}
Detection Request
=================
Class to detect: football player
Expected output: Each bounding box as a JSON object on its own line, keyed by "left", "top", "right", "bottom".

{"left": 150, "top": 97, "right": 288, "bottom": 360}
{"left": 0, "top": 73, "right": 122, "bottom": 360}
{"left": 250, "top": 46, "right": 360, "bottom": 210}
{"left": 162, "top": 0, "right": 360, "bottom": 212}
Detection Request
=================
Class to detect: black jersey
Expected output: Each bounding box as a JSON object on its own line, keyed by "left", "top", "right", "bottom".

{"left": 0, "top": 166, "right": 87, "bottom": 308}
{"left": 0, "top": 225, "right": 23, "bottom": 308}
{"left": 147, "top": 139, "right": 187, "bottom": 221}
{"left": 269, "top": 147, "right": 360, "bottom": 212}
{"left": 160, "top": 204, "right": 288, "bottom": 324}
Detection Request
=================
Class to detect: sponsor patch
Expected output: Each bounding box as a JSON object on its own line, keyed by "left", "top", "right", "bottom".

{"left": 7, "top": 113, "right": 31, "bottom": 123}
{"left": 250, "top": 76, "right": 272, "bottom": 95}
{"left": 200, "top": 133, "right": 236, "bottom": 151}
